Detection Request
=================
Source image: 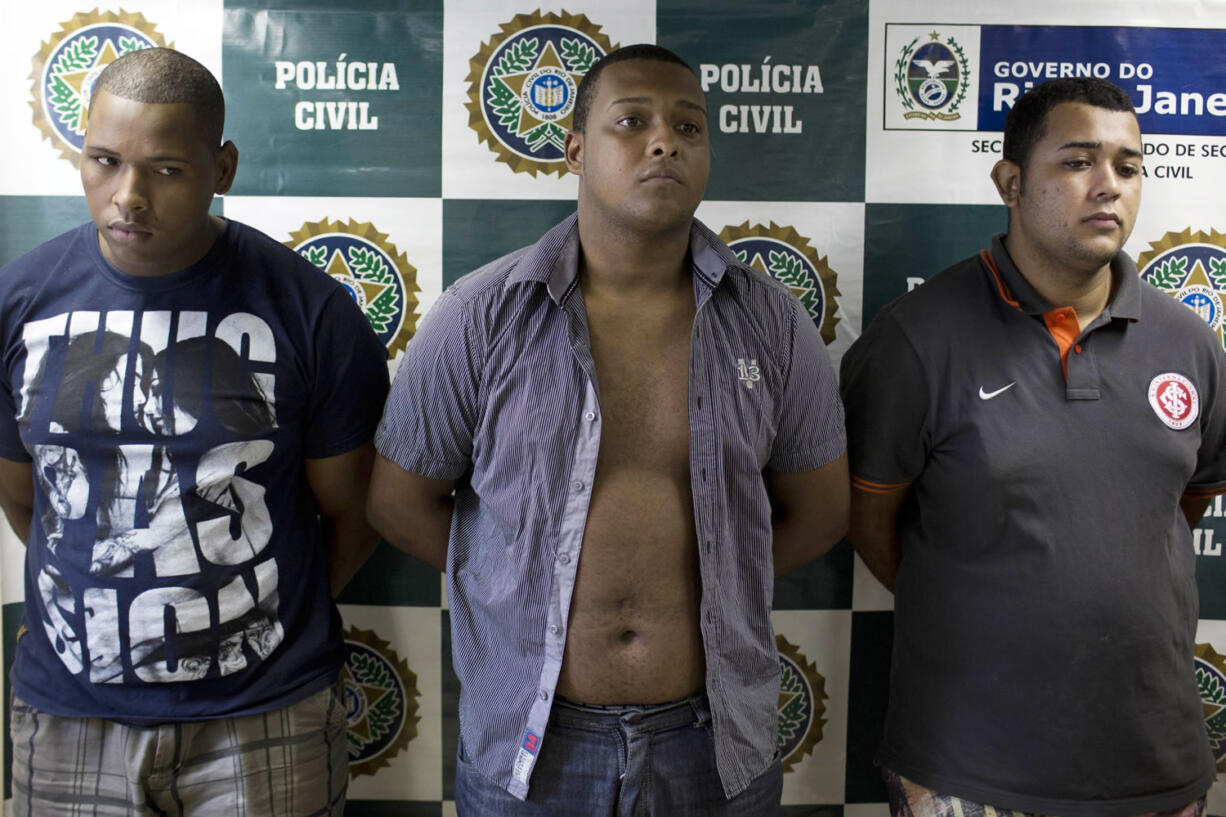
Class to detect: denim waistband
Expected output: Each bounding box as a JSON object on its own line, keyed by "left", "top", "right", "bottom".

{"left": 551, "top": 690, "right": 710, "bottom": 731}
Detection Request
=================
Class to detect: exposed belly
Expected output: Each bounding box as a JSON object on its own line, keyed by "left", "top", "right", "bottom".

{"left": 556, "top": 470, "right": 705, "bottom": 704}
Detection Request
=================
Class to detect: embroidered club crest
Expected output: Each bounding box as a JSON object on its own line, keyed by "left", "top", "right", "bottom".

{"left": 286, "top": 219, "right": 420, "bottom": 361}
{"left": 29, "top": 10, "right": 168, "bottom": 167}
{"left": 465, "top": 10, "right": 616, "bottom": 176}
{"left": 342, "top": 626, "right": 419, "bottom": 778}
{"left": 775, "top": 634, "right": 827, "bottom": 773}
{"left": 719, "top": 221, "right": 841, "bottom": 344}
{"left": 1147, "top": 372, "right": 1199, "bottom": 431}
{"left": 1137, "top": 228, "right": 1226, "bottom": 350}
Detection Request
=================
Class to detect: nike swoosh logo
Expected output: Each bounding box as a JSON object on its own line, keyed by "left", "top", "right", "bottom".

{"left": 978, "top": 382, "right": 1016, "bottom": 400}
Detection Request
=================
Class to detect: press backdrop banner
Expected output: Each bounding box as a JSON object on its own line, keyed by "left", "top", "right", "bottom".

{"left": 2, "top": 1, "right": 1226, "bottom": 815}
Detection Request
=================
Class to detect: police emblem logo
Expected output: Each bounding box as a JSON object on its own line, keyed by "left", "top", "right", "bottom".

{"left": 465, "top": 10, "right": 616, "bottom": 177}
{"left": 1147, "top": 372, "right": 1199, "bottom": 431}
{"left": 1137, "top": 228, "right": 1226, "bottom": 350}
{"left": 893, "top": 30, "right": 971, "bottom": 122}
{"left": 775, "top": 634, "right": 826, "bottom": 773}
{"left": 286, "top": 219, "right": 421, "bottom": 360}
{"left": 29, "top": 10, "right": 168, "bottom": 167}
{"left": 719, "top": 221, "right": 841, "bottom": 344}
{"left": 1196, "top": 642, "right": 1226, "bottom": 771}
{"left": 342, "top": 626, "right": 420, "bottom": 778}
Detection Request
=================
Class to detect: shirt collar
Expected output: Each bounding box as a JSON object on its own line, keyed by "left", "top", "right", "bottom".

{"left": 986, "top": 232, "right": 1142, "bottom": 322}
{"left": 505, "top": 212, "right": 738, "bottom": 305}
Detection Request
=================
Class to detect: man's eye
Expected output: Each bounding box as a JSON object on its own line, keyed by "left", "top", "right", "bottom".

{"left": 679, "top": 122, "right": 701, "bottom": 135}
{"left": 94, "top": 156, "right": 116, "bottom": 167}
{"left": 617, "top": 116, "right": 641, "bottom": 127}
{"left": 156, "top": 167, "right": 180, "bottom": 176}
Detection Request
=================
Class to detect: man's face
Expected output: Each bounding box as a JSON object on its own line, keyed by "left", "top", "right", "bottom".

{"left": 81, "top": 92, "right": 236, "bottom": 277}
{"left": 565, "top": 59, "right": 709, "bottom": 235}
{"left": 1006, "top": 101, "right": 1142, "bottom": 275}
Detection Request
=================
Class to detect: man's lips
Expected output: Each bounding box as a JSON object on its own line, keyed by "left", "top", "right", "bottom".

{"left": 641, "top": 168, "right": 683, "bottom": 184}
{"left": 1084, "top": 212, "right": 1121, "bottom": 225}
{"left": 107, "top": 221, "right": 151, "bottom": 240}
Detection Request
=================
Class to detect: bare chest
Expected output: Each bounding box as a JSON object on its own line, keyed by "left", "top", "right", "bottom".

{"left": 586, "top": 302, "right": 693, "bottom": 463}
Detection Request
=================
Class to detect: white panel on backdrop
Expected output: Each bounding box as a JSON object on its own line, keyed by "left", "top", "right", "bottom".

{"left": 338, "top": 604, "right": 444, "bottom": 802}
{"left": 441, "top": 0, "right": 656, "bottom": 200}
{"left": 0, "top": 1, "right": 225, "bottom": 197}
{"left": 771, "top": 609, "right": 852, "bottom": 806}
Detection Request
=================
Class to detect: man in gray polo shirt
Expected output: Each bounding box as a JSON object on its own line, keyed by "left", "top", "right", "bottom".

{"left": 842, "top": 77, "right": 1226, "bottom": 817}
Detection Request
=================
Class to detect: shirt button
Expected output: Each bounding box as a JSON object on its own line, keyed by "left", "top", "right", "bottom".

{"left": 558, "top": 553, "right": 570, "bottom": 565}
{"left": 583, "top": 411, "right": 596, "bottom": 422}
{"left": 571, "top": 480, "right": 584, "bottom": 492}
{"left": 550, "top": 624, "right": 563, "bottom": 636}
{"left": 538, "top": 689, "right": 548, "bottom": 701}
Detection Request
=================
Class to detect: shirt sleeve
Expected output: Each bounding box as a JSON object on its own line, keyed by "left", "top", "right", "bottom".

{"left": 767, "top": 297, "right": 846, "bottom": 473}
{"left": 374, "top": 289, "right": 480, "bottom": 481}
{"left": 838, "top": 309, "right": 930, "bottom": 489}
{"left": 302, "top": 288, "right": 391, "bottom": 459}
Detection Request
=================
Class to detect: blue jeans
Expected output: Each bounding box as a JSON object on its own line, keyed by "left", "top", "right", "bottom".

{"left": 455, "top": 692, "right": 783, "bottom": 816}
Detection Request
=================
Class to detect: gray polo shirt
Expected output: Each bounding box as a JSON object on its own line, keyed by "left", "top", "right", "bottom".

{"left": 841, "top": 234, "right": 1226, "bottom": 817}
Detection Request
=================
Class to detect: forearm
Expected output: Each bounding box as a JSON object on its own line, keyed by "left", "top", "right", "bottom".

{"left": 848, "top": 488, "right": 905, "bottom": 593}
{"left": 368, "top": 495, "right": 452, "bottom": 571}
{"left": 324, "top": 513, "right": 381, "bottom": 597}
{"left": 771, "top": 514, "right": 844, "bottom": 576}
{"left": 0, "top": 459, "right": 34, "bottom": 545}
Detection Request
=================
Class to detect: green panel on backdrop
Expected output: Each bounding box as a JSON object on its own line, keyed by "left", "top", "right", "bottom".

{"left": 336, "top": 540, "right": 441, "bottom": 607}
{"left": 1196, "top": 511, "right": 1226, "bottom": 619}
{"left": 657, "top": 0, "right": 867, "bottom": 202}
{"left": 4, "top": 602, "right": 24, "bottom": 800}
{"left": 442, "top": 199, "right": 577, "bottom": 288}
{"left": 0, "top": 197, "right": 91, "bottom": 267}
{"left": 0, "top": 197, "right": 223, "bottom": 269}
{"left": 222, "top": 0, "right": 442, "bottom": 197}
{"left": 844, "top": 610, "right": 892, "bottom": 804}
{"left": 774, "top": 539, "right": 852, "bottom": 610}
{"left": 862, "top": 203, "right": 1007, "bottom": 325}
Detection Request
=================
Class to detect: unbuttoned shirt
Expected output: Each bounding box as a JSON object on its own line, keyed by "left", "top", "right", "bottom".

{"left": 375, "top": 214, "right": 845, "bottom": 800}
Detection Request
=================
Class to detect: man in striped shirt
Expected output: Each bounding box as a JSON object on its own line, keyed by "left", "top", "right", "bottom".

{"left": 369, "top": 44, "right": 848, "bottom": 814}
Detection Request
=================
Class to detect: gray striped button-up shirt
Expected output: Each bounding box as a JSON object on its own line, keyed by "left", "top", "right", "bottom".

{"left": 375, "top": 214, "right": 845, "bottom": 800}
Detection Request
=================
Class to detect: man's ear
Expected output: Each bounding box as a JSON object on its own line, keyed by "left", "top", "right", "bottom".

{"left": 215, "top": 141, "right": 239, "bottom": 195}
{"left": 564, "top": 130, "right": 583, "bottom": 177}
{"left": 990, "top": 159, "right": 1021, "bottom": 207}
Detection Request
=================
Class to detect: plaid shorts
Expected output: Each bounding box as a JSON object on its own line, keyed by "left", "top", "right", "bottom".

{"left": 883, "top": 768, "right": 1207, "bottom": 817}
{"left": 9, "top": 678, "right": 348, "bottom": 817}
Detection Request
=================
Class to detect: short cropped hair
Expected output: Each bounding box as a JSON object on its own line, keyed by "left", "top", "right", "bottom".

{"left": 1003, "top": 77, "right": 1135, "bottom": 171}
{"left": 572, "top": 43, "right": 697, "bottom": 133}
{"left": 90, "top": 47, "right": 225, "bottom": 147}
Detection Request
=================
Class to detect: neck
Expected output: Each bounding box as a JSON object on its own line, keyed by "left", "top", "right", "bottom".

{"left": 575, "top": 209, "right": 694, "bottom": 299}
{"left": 1003, "top": 233, "right": 1115, "bottom": 330}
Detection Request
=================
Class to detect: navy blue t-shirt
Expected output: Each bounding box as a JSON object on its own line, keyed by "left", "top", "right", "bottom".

{"left": 0, "top": 219, "right": 388, "bottom": 723}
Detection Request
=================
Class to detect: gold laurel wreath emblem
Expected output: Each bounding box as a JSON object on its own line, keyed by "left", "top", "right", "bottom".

{"left": 286, "top": 218, "right": 421, "bottom": 361}
{"left": 1136, "top": 227, "right": 1226, "bottom": 348}
{"left": 464, "top": 10, "right": 616, "bottom": 177}
{"left": 342, "top": 625, "right": 421, "bottom": 779}
{"left": 775, "top": 633, "right": 827, "bottom": 773}
{"left": 719, "top": 221, "right": 842, "bottom": 344}
{"left": 29, "top": 10, "right": 169, "bottom": 167}
{"left": 1195, "top": 642, "right": 1226, "bottom": 771}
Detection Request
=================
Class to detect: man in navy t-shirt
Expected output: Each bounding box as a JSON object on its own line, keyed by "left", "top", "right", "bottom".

{"left": 0, "top": 48, "right": 389, "bottom": 816}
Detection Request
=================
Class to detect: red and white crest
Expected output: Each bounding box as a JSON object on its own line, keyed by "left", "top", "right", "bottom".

{"left": 1148, "top": 373, "right": 1199, "bottom": 430}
